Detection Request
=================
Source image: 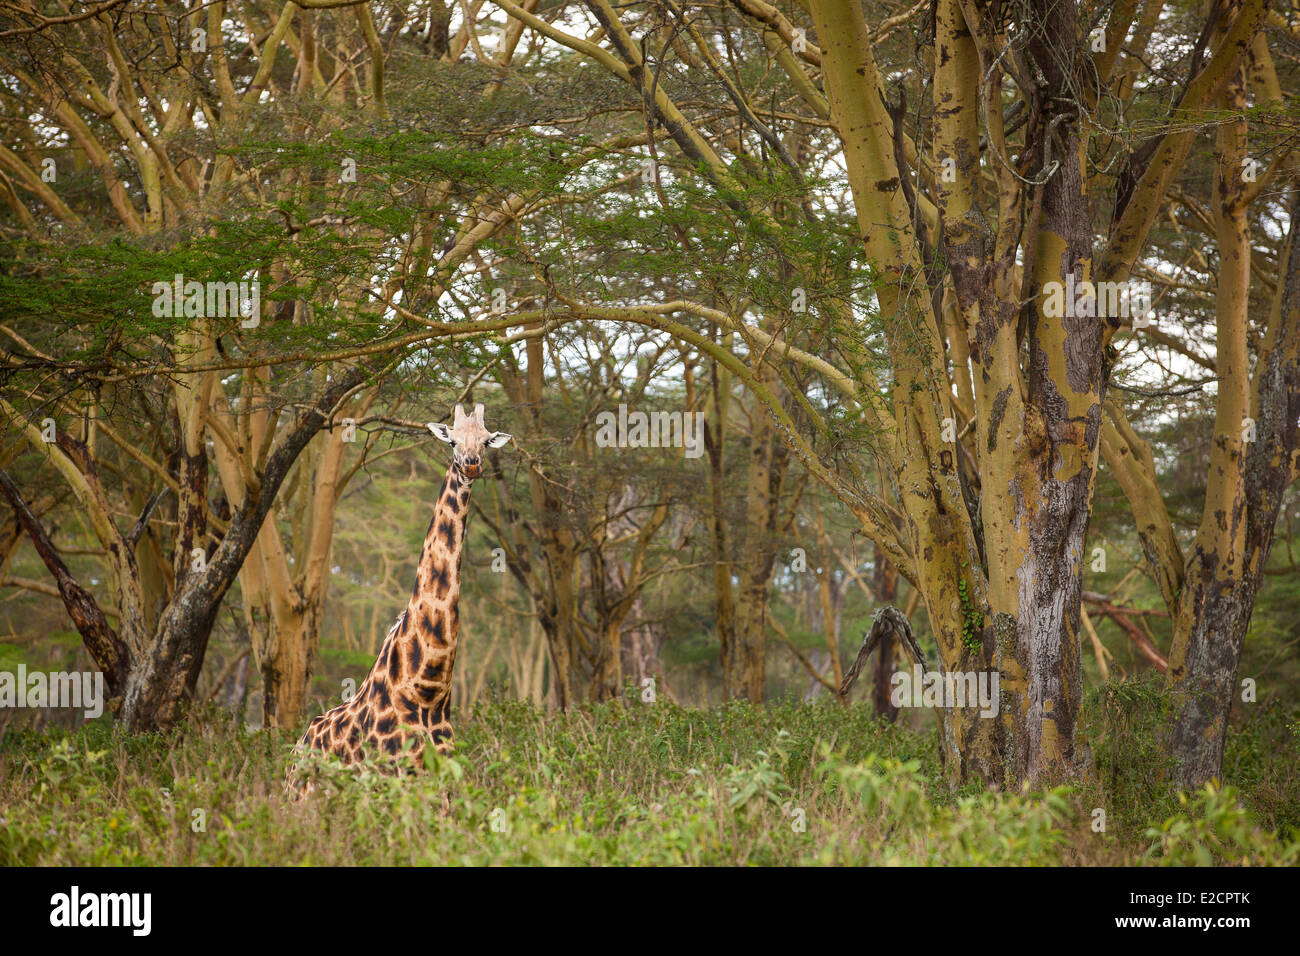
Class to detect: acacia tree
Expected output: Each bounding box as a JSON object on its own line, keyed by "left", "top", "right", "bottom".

{"left": 481, "top": 0, "right": 1294, "bottom": 786}
{"left": 478, "top": 323, "right": 694, "bottom": 708}
{"left": 0, "top": 357, "right": 363, "bottom": 729}
{"left": 1101, "top": 22, "right": 1299, "bottom": 787}
{"left": 714, "top": 358, "right": 797, "bottom": 702}
{"left": 0, "top": 0, "right": 415, "bottom": 728}
{"left": 1, "top": 0, "right": 1293, "bottom": 786}
{"left": 0, "top": 0, "right": 635, "bottom": 727}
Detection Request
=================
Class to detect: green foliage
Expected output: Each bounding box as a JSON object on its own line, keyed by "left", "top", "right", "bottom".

{"left": 0, "top": 700, "right": 1293, "bottom": 866}
{"left": 0, "top": 643, "right": 24, "bottom": 672}
{"left": 1143, "top": 784, "right": 1300, "bottom": 866}
{"left": 1086, "top": 675, "right": 1176, "bottom": 813}
{"left": 724, "top": 730, "right": 795, "bottom": 812}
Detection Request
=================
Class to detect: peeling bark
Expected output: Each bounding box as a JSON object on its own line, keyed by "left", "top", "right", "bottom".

{"left": 1167, "top": 179, "right": 1300, "bottom": 788}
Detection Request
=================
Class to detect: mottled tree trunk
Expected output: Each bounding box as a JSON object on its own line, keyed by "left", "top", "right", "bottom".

{"left": 984, "top": 0, "right": 1101, "bottom": 784}
{"left": 1167, "top": 179, "right": 1300, "bottom": 788}
{"left": 257, "top": 605, "right": 321, "bottom": 729}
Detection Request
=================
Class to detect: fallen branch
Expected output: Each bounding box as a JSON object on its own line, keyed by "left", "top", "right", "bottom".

{"left": 1083, "top": 595, "right": 1168, "bottom": 672}
{"left": 1082, "top": 590, "right": 1170, "bottom": 617}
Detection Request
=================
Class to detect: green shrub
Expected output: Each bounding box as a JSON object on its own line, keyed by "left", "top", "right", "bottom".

{"left": 0, "top": 700, "right": 1292, "bottom": 865}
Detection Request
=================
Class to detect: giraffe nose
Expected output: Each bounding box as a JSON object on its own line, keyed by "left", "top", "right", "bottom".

{"left": 463, "top": 459, "right": 482, "bottom": 477}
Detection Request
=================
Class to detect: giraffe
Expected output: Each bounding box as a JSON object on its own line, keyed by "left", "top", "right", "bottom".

{"left": 287, "top": 402, "right": 511, "bottom": 789}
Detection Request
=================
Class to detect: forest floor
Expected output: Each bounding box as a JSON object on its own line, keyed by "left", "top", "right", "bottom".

{"left": 1, "top": 687, "right": 1296, "bottom": 865}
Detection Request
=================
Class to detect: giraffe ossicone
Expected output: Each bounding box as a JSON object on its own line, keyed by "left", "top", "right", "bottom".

{"left": 287, "top": 402, "right": 511, "bottom": 793}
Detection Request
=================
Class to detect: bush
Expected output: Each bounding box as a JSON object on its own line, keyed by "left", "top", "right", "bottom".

{"left": 0, "top": 700, "right": 1292, "bottom": 865}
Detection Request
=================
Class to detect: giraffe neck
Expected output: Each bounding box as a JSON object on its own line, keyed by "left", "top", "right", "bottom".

{"left": 409, "top": 463, "right": 471, "bottom": 650}
{"left": 358, "top": 464, "right": 472, "bottom": 725}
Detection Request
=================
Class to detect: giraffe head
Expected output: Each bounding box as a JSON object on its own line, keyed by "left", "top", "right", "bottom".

{"left": 427, "top": 403, "right": 511, "bottom": 479}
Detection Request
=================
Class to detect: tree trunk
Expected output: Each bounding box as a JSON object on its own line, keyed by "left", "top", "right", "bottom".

{"left": 619, "top": 591, "right": 662, "bottom": 692}
{"left": 705, "top": 355, "right": 737, "bottom": 700}
{"left": 871, "top": 547, "right": 900, "bottom": 722}
{"left": 1167, "top": 181, "right": 1300, "bottom": 788}
{"left": 537, "top": 547, "right": 581, "bottom": 710}
{"left": 727, "top": 377, "right": 784, "bottom": 703}
{"left": 589, "top": 624, "right": 622, "bottom": 702}
{"left": 118, "top": 369, "right": 363, "bottom": 731}
{"left": 258, "top": 604, "right": 320, "bottom": 729}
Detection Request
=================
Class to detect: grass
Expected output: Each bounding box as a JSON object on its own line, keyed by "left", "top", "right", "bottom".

{"left": 1, "top": 694, "right": 1296, "bottom": 866}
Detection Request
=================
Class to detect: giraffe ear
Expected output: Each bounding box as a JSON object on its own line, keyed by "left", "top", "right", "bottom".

{"left": 485, "top": 432, "right": 512, "bottom": 449}
{"left": 427, "top": 422, "right": 454, "bottom": 443}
